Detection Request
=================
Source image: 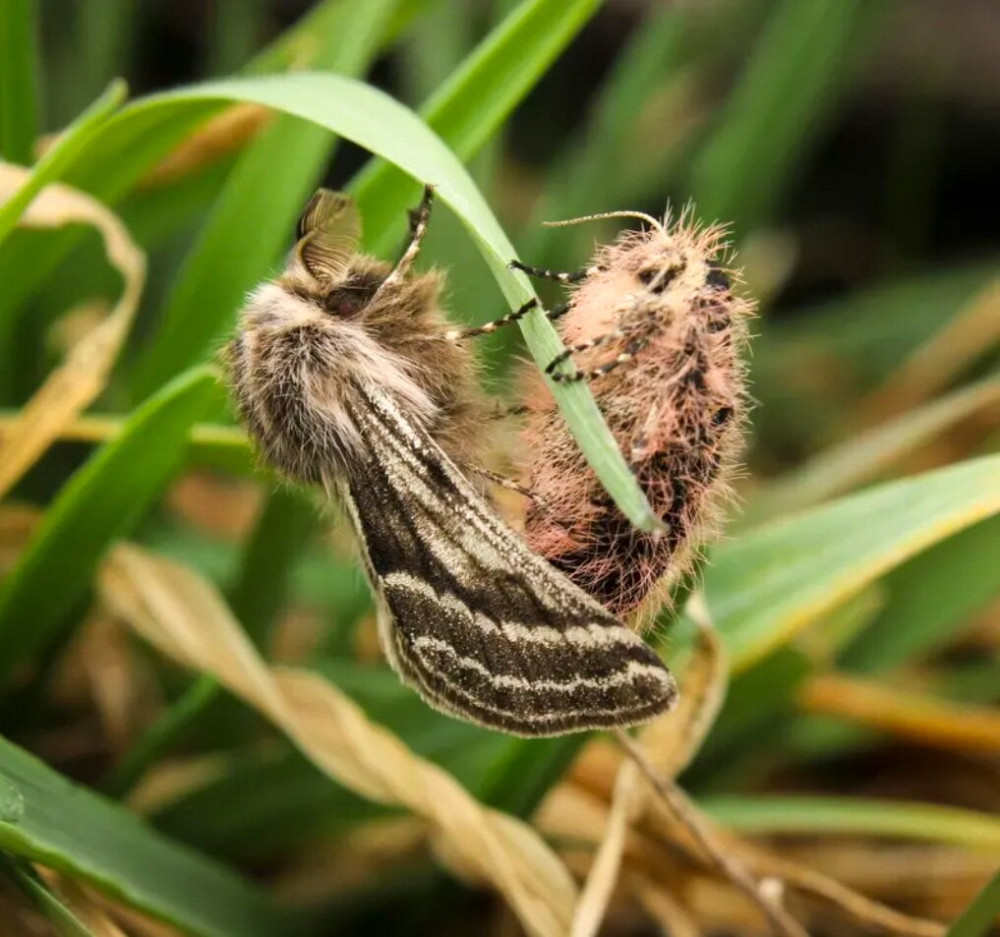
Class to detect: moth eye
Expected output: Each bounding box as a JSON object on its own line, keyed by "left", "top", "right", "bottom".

{"left": 322, "top": 272, "right": 384, "bottom": 317}
{"left": 638, "top": 263, "right": 682, "bottom": 294}
{"left": 324, "top": 291, "right": 363, "bottom": 317}
{"left": 706, "top": 264, "right": 730, "bottom": 290}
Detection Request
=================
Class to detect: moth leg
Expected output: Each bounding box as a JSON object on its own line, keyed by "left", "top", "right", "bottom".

{"left": 445, "top": 300, "right": 569, "bottom": 341}
{"left": 508, "top": 259, "right": 601, "bottom": 285}
{"left": 380, "top": 184, "right": 435, "bottom": 291}
{"left": 631, "top": 403, "right": 664, "bottom": 464}
{"left": 495, "top": 402, "right": 528, "bottom": 419}
{"left": 471, "top": 466, "right": 534, "bottom": 499}
{"left": 546, "top": 331, "right": 652, "bottom": 384}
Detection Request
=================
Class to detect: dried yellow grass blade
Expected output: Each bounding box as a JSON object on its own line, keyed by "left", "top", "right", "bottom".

{"left": 570, "top": 760, "right": 639, "bottom": 937}
{"left": 566, "top": 602, "right": 729, "bottom": 937}
{"left": 638, "top": 596, "right": 727, "bottom": 781}
{"left": 0, "top": 163, "right": 145, "bottom": 499}
{"left": 799, "top": 671, "right": 1000, "bottom": 754}
{"left": 37, "top": 870, "right": 130, "bottom": 937}
{"left": 641, "top": 794, "right": 947, "bottom": 937}
{"left": 140, "top": 103, "right": 271, "bottom": 187}
{"left": 97, "top": 543, "right": 578, "bottom": 937}
{"left": 627, "top": 872, "right": 701, "bottom": 937}
{"left": 856, "top": 278, "right": 1000, "bottom": 424}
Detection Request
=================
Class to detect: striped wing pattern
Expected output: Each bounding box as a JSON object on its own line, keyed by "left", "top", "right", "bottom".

{"left": 340, "top": 382, "right": 677, "bottom": 736}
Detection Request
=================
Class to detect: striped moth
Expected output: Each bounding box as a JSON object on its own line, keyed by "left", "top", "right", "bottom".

{"left": 227, "top": 188, "right": 677, "bottom": 736}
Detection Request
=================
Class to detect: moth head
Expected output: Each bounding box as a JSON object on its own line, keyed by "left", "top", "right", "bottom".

{"left": 290, "top": 189, "right": 386, "bottom": 318}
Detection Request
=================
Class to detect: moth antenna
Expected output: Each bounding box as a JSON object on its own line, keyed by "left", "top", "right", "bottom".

{"left": 544, "top": 209, "right": 665, "bottom": 234}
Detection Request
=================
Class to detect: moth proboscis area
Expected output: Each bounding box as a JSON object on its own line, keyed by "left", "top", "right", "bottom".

{"left": 520, "top": 208, "right": 753, "bottom": 621}
{"left": 227, "top": 185, "right": 677, "bottom": 736}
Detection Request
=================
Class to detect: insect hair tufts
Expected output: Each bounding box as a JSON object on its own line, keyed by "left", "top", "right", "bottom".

{"left": 518, "top": 207, "right": 753, "bottom": 622}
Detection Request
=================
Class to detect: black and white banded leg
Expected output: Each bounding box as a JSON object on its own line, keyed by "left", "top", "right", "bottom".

{"left": 471, "top": 466, "right": 534, "bottom": 499}
{"left": 380, "top": 185, "right": 435, "bottom": 292}
{"left": 508, "top": 259, "right": 602, "bottom": 285}
{"left": 444, "top": 299, "right": 570, "bottom": 341}
{"left": 545, "top": 331, "right": 652, "bottom": 383}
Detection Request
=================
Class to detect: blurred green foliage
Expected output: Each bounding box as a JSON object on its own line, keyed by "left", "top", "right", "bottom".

{"left": 0, "top": 0, "right": 997, "bottom": 933}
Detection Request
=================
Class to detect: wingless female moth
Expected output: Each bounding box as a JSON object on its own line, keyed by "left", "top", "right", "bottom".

{"left": 227, "top": 186, "right": 677, "bottom": 736}
{"left": 518, "top": 211, "right": 752, "bottom": 621}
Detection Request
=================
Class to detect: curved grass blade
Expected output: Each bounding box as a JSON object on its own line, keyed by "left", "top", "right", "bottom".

{"left": 0, "top": 738, "right": 300, "bottom": 937}
{"left": 0, "top": 79, "right": 127, "bottom": 247}
{"left": 131, "top": 0, "right": 399, "bottom": 400}
{"left": 946, "top": 867, "right": 1000, "bottom": 937}
{"left": 353, "top": 0, "right": 602, "bottom": 256}
{"left": 115, "top": 73, "right": 658, "bottom": 531}
{"left": 0, "top": 0, "right": 39, "bottom": 165}
{"left": 707, "top": 454, "right": 1000, "bottom": 670}
{"left": 702, "top": 794, "right": 1000, "bottom": 851}
{"left": 689, "top": 0, "right": 886, "bottom": 232}
{"left": 0, "top": 367, "right": 218, "bottom": 685}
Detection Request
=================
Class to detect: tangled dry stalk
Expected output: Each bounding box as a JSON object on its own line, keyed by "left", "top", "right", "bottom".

{"left": 98, "top": 544, "right": 950, "bottom": 937}
{"left": 0, "top": 163, "right": 146, "bottom": 500}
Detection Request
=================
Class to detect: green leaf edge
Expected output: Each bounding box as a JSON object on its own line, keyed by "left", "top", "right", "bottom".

{"left": 103, "top": 71, "right": 661, "bottom": 532}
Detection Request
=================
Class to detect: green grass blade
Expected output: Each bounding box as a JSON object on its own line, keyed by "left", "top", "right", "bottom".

{"left": 209, "top": 0, "right": 268, "bottom": 75}
{"left": 0, "top": 0, "right": 359, "bottom": 354}
{"left": 946, "top": 867, "right": 1000, "bottom": 937}
{"left": 230, "top": 488, "right": 322, "bottom": 648}
{"left": 0, "top": 856, "right": 99, "bottom": 937}
{"left": 353, "top": 0, "right": 602, "bottom": 256}
{"left": 702, "top": 794, "right": 1000, "bottom": 851}
{"left": 0, "top": 412, "right": 253, "bottom": 474}
{"left": 0, "top": 79, "right": 126, "bottom": 247}
{"left": 131, "top": 0, "right": 399, "bottom": 400}
{"left": 840, "top": 514, "right": 1000, "bottom": 673}
{"left": 708, "top": 455, "right": 1000, "bottom": 670}
{"left": 0, "top": 368, "right": 218, "bottom": 685}
{"left": 0, "top": 0, "right": 39, "bottom": 165}
{"left": 0, "top": 738, "right": 300, "bottom": 937}
{"left": 689, "top": 0, "right": 885, "bottom": 232}
{"left": 746, "top": 378, "right": 1000, "bottom": 523}
{"left": 120, "top": 72, "right": 657, "bottom": 530}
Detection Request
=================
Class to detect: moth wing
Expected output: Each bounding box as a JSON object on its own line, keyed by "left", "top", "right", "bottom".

{"left": 295, "top": 189, "right": 362, "bottom": 281}
{"left": 342, "top": 382, "right": 678, "bottom": 736}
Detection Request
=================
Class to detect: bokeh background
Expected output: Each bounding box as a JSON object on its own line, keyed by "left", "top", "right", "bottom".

{"left": 0, "top": 1, "right": 998, "bottom": 934}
